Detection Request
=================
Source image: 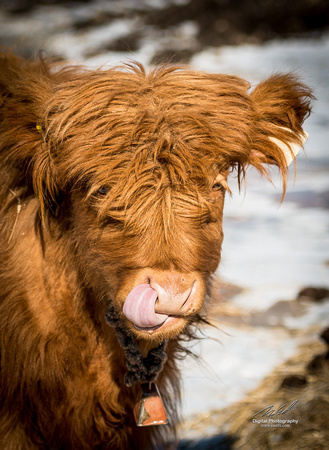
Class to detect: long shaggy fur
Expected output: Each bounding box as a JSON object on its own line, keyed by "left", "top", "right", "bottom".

{"left": 0, "top": 51, "right": 313, "bottom": 449}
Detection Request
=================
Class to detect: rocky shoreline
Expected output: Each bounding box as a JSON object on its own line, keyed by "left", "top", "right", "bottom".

{"left": 179, "top": 325, "right": 329, "bottom": 449}
{"left": 175, "top": 283, "right": 329, "bottom": 448}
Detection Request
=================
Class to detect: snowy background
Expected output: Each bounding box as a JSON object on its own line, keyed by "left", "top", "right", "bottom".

{"left": 1, "top": 0, "right": 328, "bottom": 437}
{"left": 181, "top": 36, "right": 329, "bottom": 422}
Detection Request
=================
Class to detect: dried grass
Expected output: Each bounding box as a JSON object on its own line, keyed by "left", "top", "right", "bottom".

{"left": 179, "top": 335, "right": 329, "bottom": 449}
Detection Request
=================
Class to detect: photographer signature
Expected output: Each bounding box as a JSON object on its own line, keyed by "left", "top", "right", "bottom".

{"left": 253, "top": 400, "right": 298, "bottom": 418}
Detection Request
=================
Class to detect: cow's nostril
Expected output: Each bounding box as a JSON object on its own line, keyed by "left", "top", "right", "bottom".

{"left": 181, "top": 281, "right": 195, "bottom": 308}
{"left": 151, "top": 278, "right": 197, "bottom": 316}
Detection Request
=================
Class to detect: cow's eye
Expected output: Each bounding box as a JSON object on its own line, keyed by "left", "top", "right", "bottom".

{"left": 97, "top": 186, "right": 110, "bottom": 196}
{"left": 209, "top": 173, "right": 231, "bottom": 201}
{"left": 212, "top": 182, "right": 225, "bottom": 192}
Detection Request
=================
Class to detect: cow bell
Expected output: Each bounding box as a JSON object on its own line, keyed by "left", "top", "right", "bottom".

{"left": 134, "top": 383, "right": 168, "bottom": 426}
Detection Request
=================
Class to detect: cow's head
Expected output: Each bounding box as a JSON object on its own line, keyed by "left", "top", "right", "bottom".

{"left": 3, "top": 59, "right": 312, "bottom": 342}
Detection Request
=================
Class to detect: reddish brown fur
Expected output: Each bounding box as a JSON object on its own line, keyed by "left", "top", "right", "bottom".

{"left": 0, "top": 51, "right": 312, "bottom": 449}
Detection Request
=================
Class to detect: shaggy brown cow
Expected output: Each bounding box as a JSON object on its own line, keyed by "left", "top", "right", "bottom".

{"left": 0, "top": 51, "right": 312, "bottom": 449}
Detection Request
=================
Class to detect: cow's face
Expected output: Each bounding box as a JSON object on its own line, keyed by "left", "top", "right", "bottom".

{"left": 35, "top": 64, "right": 311, "bottom": 341}
{"left": 66, "top": 138, "right": 229, "bottom": 341}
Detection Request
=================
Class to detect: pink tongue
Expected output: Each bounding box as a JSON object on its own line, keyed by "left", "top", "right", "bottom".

{"left": 123, "top": 284, "right": 169, "bottom": 328}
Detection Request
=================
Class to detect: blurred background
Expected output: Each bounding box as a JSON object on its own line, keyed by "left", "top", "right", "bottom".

{"left": 1, "top": 1, "right": 328, "bottom": 448}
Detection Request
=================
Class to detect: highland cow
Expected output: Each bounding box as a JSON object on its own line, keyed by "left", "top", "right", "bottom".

{"left": 0, "top": 51, "right": 312, "bottom": 449}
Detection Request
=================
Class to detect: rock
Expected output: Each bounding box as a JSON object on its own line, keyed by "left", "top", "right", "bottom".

{"left": 306, "top": 352, "right": 329, "bottom": 374}
{"left": 247, "top": 299, "right": 305, "bottom": 327}
{"left": 178, "top": 434, "right": 236, "bottom": 450}
{"left": 320, "top": 327, "right": 329, "bottom": 346}
{"left": 297, "top": 287, "right": 329, "bottom": 302}
{"left": 280, "top": 374, "right": 308, "bottom": 389}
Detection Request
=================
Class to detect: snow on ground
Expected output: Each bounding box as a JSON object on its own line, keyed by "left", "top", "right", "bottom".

{"left": 1, "top": 2, "right": 328, "bottom": 424}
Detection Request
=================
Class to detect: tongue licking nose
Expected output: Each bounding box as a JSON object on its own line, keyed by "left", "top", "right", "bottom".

{"left": 123, "top": 284, "right": 169, "bottom": 328}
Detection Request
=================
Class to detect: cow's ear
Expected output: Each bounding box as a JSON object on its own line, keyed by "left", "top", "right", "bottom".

{"left": 250, "top": 125, "right": 308, "bottom": 168}
{"left": 247, "top": 73, "right": 314, "bottom": 191}
{"left": 268, "top": 126, "right": 308, "bottom": 167}
{"left": 0, "top": 51, "right": 59, "bottom": 215}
